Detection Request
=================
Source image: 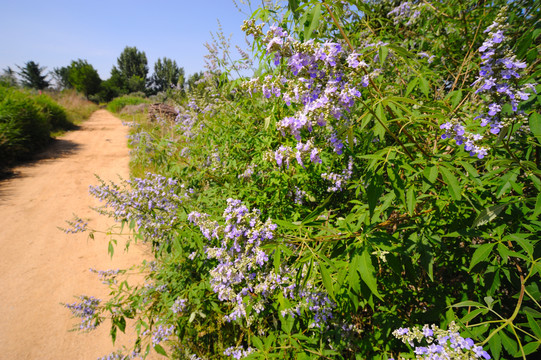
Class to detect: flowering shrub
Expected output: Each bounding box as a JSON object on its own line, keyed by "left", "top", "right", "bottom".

{"left": 65, "top": 1, "right": 540, "bottom": 359}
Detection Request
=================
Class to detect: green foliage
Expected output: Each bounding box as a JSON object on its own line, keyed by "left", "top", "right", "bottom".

{"left": 52, "top": 66, "right": 71, "bottom": 90}
{"left": 106, "top": 94, "right": 150, "bottom": 113}
{"left": 150, "top": 57, "right": 185, "bottom": 94}
{"left": 67, "top": 59, "right": 102, "bottom": 99}
{"left": 33, "top": 94, "right": 72, "bottom": 131}
{"left": 69, "top": 1, "right": 541, "bottom": 359}
{"left": 186, "top": 71, "right": 204, "bottom": 92}
{"left": 0, "top": 87, "right": 49, "bottom": 166}
{"left": 115, "top": 46, "right": 149, "bottom": 93}
{"left": 0, "top": 86, "right": 78, "bottom": 168}
{"left": 17, "top": 61, "right": 50, "bottom": 90}
{"left": 0, "top": 67, "right": 18, "bottom": 87}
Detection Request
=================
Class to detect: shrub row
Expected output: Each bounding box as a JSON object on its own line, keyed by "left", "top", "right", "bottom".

{"left": 0, "top": 85, "right": 74, "bottom": 168}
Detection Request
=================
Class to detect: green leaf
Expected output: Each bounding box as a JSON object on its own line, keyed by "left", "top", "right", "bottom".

{"left": 423, "top": 165, "right": 439, "bottom": 184}
{"left": 469, "top": 243, "right": 496, "bottom": 271}
{"left": 489, "top": 332, "right": 502, "bottom": 360}
{"left": 406, "top": 186, "right": 416, "bottom": 215}
{"left": 527, "top": 314, "right": 541, "bottom": 338}
{"left": 274, "top": 248, "right": 281, "bottom": 273}
{"left": 439, "top": 166, "right": 461, "bottom": 201}
{"left": 252, "top": 336, "right": 264, "bottom": 350}
{"left": 534, "top": 193, "right": 541, "bottom": 218}
{"left": 117, "top": 316, "right": 126, "bottom": 332}
{"left": 472, "top": 203, "right": 508, "bottom": 228}
{"left": 419, "top": 77, "right": 429, "bottom": 97}
{"left": 379, "top": 46, "right": 389, "bottom": 67}
{"left": 358, "top": 249, "right": 382, "bottom": 300}
{"left": 461, "top": 308, "right": 486, "bottom": 323}
{"left": 451, "top": 300, "right": 485, "bottom": 308}
{"left": 154, "top": 344, "right": 167, "bottom": 356}
{"left": 405, "top": 78, "right": 419, "bottom": 96}
{"left": 108, "top": 240, "right": 115, "bottom": 259}
{"left": 525, "top": 306, "right": 541, "bottom": 318}
{"left": 459, "top": 161, "right": 479, "bottom": 178}
{"left": 500, "top": 330, "right": 517, "bottom": 356}
{"left": 319, "top": 263, "right": 335, "bottom": 300}
{"left": 523, "top": 341, "right": 540, "bottom": 355}
{"left": 530, "top": 112, "right": 541, "bottom": 143}
{"left": 507, "top": 234, "right": 533, "bottom": 257}
{"left": 110, "top": 324, "right": 117, "bottom": 345}
{"left": 348, "top": 254, "right": 361, "bottom": 293}
{"left": 304, "top": 3, "right": 321, "bottom": 40}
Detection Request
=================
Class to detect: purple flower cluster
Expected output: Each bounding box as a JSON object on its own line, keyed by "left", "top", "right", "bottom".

{"left": 89, "top": 173, "right": 192, "bottom": 242}
{"left": 281, "top": 289, "right": 335, "bottom": 328}
{"left": 440, "top": 10, "right": 535, "bottom": 159}
{"left": 274, "top": 140, "right": 322, "bottom": 169}
{"left": 321, "top": 157, "right": 354, "bottom": 192}
{"left": 392, "top": 322, "right": 491, "bottom": 359}
{"left": 97, "top": 350, "right": 140, "bottom": 360}
{"left": 290, "top": 186, "right": 307, "bottom": 205}
{"left": 60, "top": 215, "right": 88, "bottom": 234}
{"left": 151, "top": 324, "right": 174, "bottom": 346}
{"left": 171, "top": 297, "right": 187, "bottom": 314}
{"left": 388, "top": 2, "right": 423, "bottom": 26}
{"left": 188, "top": 199, "right": 279, "bottom": 323}
{"left": 89, "top": 268, "right": 120, "bottom": 285}
{"left": 223, "top": 345, "right": 254, "bottom": 360}
{"left": 63, "top": 295, "right": 101, "bottom": 331}
{"left": 188, "top": 199, "right": 336, "bottom": 328}
{"left": 238, "top": 163, "right": 258, "bottom": 179}
{"left": 242, "top": 21, "right": 373, "bottom": 166}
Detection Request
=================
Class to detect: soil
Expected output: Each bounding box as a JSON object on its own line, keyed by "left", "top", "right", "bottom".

{"left": 0, "top": 110, "right": 153, "bottom": 359}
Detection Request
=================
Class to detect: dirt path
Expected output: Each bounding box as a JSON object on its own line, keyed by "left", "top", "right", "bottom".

{"left": 0, "top": 110, "right": 151, "bottom": 359}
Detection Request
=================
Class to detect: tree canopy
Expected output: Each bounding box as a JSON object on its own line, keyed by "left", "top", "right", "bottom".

{"left": 67, "top": 59, "right": 102, "bottom": 98}
{"left": 17, "top": 61, "right": 50, "bottom": 90}
{"left": 114, "top": 46, "right": 148, "bottom": 93}
{"left": 150, "top": 57, "right": 184, "bottom": 93}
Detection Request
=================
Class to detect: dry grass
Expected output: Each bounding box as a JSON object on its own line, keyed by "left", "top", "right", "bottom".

{"left": 46, "top": 89, "right": 99, "bottom": 125}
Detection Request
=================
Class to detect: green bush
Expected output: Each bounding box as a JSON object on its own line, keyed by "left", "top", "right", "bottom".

{"left": 0, "top": 86, "right": 79, "bottom": 168}
{"left": 34, "top": 94, "right": 73, "bottom": 131}
{"left": 66, "top": 1, "right": 541, "bottom": 359}
{"left": 0, "top": 87, "right": 50, "bottom": 166}
{"left": 106, "top": 95, "right": 149, "bottom": 113}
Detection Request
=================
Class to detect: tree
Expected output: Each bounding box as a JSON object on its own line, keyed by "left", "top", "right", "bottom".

{"left": 187, "top": 71, "right": 204, "bottom": 92}
{"left": 115, "top": 46, "right": 148, "bottom": 93}
{"left": 0, "top": 67, "right": 18, "bottom": 87}
{"left": 67, "top": 59, "right": 101, "bottom": 98}
{"left": 17, "top": 61, "right": 50, "bottom": 90}
{"left": 52, "top": 66, "right": 71, "bottom": 90}
{"left": 150, "top": 57, "right": 185, "bottom": 93}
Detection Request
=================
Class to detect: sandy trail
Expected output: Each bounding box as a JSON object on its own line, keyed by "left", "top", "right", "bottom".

{"left": 0, "top": 110, "right": 151, "bottom": 359}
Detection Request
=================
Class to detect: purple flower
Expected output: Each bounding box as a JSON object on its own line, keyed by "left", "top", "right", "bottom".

{"left": 487, "top": 103, "right": 501, "bottom": 116}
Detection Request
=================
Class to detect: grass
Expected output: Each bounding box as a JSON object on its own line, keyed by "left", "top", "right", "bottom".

{"left": 47, "top": 89, "right": 99, "bottom": 127}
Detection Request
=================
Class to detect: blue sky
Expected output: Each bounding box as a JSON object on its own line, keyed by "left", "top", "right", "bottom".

{"left": 0, "top": 0, "right": 255, "bottom": 81}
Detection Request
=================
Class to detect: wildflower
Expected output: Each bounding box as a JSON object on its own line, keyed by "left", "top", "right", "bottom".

{"left": 392, "top": 322, "right": 491, "bottom": 359}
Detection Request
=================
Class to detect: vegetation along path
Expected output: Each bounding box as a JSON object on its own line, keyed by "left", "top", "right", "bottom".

{"left": 0, "top": 110, "right": 148, "bottom": 359}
